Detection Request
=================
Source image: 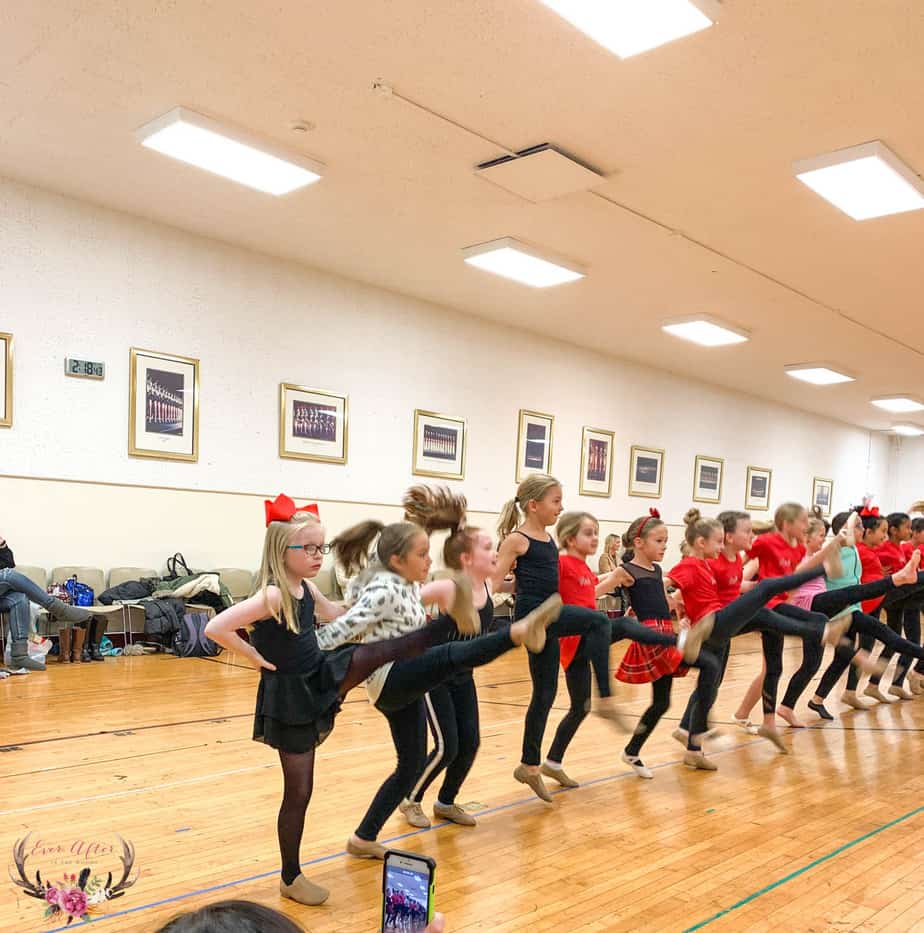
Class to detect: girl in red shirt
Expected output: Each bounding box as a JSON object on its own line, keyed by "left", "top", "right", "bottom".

{"left": 541, "top": 511, "right": 713, "bottom": 785}
{"left": 667, "top": 510, "right": 848, "bottom": 755}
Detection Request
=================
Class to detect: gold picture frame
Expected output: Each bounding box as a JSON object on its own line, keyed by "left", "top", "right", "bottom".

{"left": 516, "top": 409, "right": 554, "bottom": 482}
{"left": 629, "top": 445, "right": 664, "bottom": 498}
{"left": 279, "top": 383, "right": 348, "bottom": 464}
{"left": 745, "top": 466, "right": 773, "bottom": 511}
{"left": 579, "top": 426, "right": 614, "bottom": 498}
{"left": 812, "top": 476, "right": 834, "bottom": 517}
{"left": 693, "top": 455, "right": 724, "bottom": 504}
{"left": 412, "top": 409, "right": 466, "bottom": 480}
{"left": 129, "top": 347, "right": 199, "bottom": 462}
{"left": 0, "top": 332, "right": 11, "bottom": 428}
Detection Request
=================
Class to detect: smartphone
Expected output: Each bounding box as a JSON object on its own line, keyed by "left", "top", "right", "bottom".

{"left": 381, "top": 849, "right": 436, "bottom": 933}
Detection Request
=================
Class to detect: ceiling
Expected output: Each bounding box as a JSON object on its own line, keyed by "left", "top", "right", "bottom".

{"left": 3, "top": 1, "right": 924, "bottom": 430}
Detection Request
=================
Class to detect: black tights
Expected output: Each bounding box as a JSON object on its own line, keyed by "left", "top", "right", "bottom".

{"left": 625, "top": 676, "right": 674, "bottom": 757}
{"left": 869, "top": 596, "right": 924, "bottom": 687}
{"left": 272, "top": 619, "right": 459, "bottom": 883}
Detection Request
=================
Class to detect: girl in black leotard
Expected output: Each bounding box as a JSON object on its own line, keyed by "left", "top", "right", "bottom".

{"left": 492, "top": 475, "right": 696, "bottom": 801}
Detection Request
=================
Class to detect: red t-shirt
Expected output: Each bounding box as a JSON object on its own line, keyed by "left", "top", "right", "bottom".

{"left": 877, "top": 540, "right": 905, "bottom": 574}
{"left": 558, "top": 555, "right": 598, "bottom": 670}
{"left": 857, "top": 542, "right": 886, "bottom": 614}
{"left": 708, "top": 552, "right": 743, "bottom": 607}
{"left": 747, "top": 532, "right": 806, "bottom": 608}
{"left": 901, "top": 541, "right": 924, "bottom": 562}
{"left": 667, "top": 556, "right": 722, "bottom": 624}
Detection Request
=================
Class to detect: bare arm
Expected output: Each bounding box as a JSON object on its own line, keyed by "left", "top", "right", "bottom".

{"left": 595, "top": 567, "right": 634, "bottom": 598}
{"left": 492, "top": 533, "right": 528, "bottom": 592}
{"left": 305, "top": 580, "right": 346, "bottom": 622}
{"left": 315, "top": 579, "right": 404, "bottom": 650}
{"left": 204, "top": 588, "right": 280, "bottom": 671}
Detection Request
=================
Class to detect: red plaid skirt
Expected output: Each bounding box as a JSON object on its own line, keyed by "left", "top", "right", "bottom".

{"left": 615, "top": 618, "right": 686, "bottom": 684}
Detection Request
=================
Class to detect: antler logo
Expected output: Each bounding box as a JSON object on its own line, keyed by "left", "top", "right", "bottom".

{"left": 9, "top": 833, "right": 139, "bottom": 925}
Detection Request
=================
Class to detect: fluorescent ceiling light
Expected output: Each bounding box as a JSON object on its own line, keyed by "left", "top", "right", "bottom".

{"left": 539, "top": 0, "right": 718, "bottom": 59}
{"left": 784, "top": 364, "right": 855, "bottom": 386}
{"left": 871, "top": 396, "right": 924, "bottom": 413}
{"left": 661, "top": 316, "right": 749, "bottom": 348}
{"left": 793, "top": 141, "right": 924, "bottom": 221}
{"left": 462, "top": 237, "right": 585, "bottom": 288}
{"left": 136, "top": 107, "right": 324, "bottom": 195}
{"left": 892, "top": 424, "right": 924, "bottom": 436}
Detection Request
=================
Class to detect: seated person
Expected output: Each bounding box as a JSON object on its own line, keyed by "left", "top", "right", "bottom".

{"left": 0, "top": 534, "right": 92, "bottom": 670}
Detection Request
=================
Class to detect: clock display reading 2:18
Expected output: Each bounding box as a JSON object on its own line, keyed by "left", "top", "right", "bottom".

{"left": 65, "top": 358, "right": 105, "bottom": 379}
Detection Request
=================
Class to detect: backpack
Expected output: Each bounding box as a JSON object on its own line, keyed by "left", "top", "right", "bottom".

{"left": 174, "top": 612, "right": 223, "bottom": 658}
{"left": 64, "top": 575, "right": 95, "bottom": 607}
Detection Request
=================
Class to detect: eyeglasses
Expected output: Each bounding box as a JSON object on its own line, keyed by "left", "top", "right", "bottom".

{"left": 287, "top": 544, "right": 331, "bottom": 556}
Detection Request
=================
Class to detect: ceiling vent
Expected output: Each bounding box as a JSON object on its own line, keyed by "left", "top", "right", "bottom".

{"left": 475, "top": 144, "right": 604, "bottom": 202}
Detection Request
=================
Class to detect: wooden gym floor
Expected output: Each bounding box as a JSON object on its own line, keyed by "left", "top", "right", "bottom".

{"left": 2, "top": 634, "right": 923, "bottom": 932}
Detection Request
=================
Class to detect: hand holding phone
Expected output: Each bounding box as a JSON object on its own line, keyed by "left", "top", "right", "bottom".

{"left": 381, "top": 850, "right": 436, "bottom": 933}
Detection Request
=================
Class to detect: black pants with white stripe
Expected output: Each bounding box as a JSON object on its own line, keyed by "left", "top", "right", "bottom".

{"left": 409, "top": 670, "right": 480, "bottom": 807}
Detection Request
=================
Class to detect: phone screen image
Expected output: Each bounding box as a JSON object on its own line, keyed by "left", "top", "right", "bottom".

{"left": 383, "top": 857, "right": 431, "bottom": 932}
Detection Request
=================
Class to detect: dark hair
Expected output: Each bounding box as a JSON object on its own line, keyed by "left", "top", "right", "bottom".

{"left": 887, "top": 512, "right": 910, "bottom": 534}
{"left": 403, "top": 484, "right": 477, "bottom": 570}
{"left": 912, "top": 517, "right": 924, "bottom": 534}
{"left": 156, "top": 900, "right": 305, "bottom": 933}
{"left": 809, "top": 505, "right": 831, "bottom": 535}
{"left": 853, "top": 505, "right": 887, "bottom": 534}
{"left": 717, "top": 510, "right": 750, "bottom": 535}
{"left": 622, "top": 513, "right": 665, "bottom": 551}
{"left": 831, "top": 511, "right": 852, "bottom": 535}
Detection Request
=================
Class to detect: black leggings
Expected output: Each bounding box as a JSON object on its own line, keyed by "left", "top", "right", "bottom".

{"left": 815, "top": 610, "right": 924, "bottom": 699}
{"left": 409, "top": 672, "right": 480, "bottom": 807}
{"left": 624, "top": 676, "right": 674, "bottom": 757}
{"left": 547, "top": 620, "right": 715, "bottom": 762}
{"left": 356, "top": 628, "right": 517, "bottom": 841}
{"left": 519, "top": 608, "right": 676, "bottom": 766}
{"left": 869, "top": 593, "right": 924, "bottom": 687}
{"left": 274, "top": 620, "right": 462, "bottom": 885}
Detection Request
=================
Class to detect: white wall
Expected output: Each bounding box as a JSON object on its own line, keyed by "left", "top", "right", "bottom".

{"left": 0, "top": 176, "right": 892, "bottom": 572}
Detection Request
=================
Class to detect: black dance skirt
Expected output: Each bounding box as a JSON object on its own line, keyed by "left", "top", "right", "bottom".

{"left": 252, "top": 645, "right": 357, "bottom": 754}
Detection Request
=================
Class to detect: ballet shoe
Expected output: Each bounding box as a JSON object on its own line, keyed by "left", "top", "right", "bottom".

{"left": 448, "top": 574, "right": 480, "bottom": 636}
{"left": 540, "top": 762, "right": 579, "bottom": 788}
{"left": 280, "top": 873, "right": 330, "bottom": 906}
{"left": 399, "top": 799, "right": 431, "bottom": 828}
{"left": 839, "top": 690, "right": 872, "bottom": 710}
{"left": 863, "top": 684, "right": 895, "bottom": 704}
{"left": 893, "top": 551, "right": 921, "bottom": 586}
{"left": 593, "top": 697, "right": 632, "bottom": 733}
{"left": 683, "top": 750, "right": 718, "bottom": 772}
{"left": 732, "top": 716, "right": 760, "bottom": 735}
{"left": 672, "top": 727, "right": 689, "bottom": 747}
{"left": 822, "top": 612, "right": 853, "bottom": 648}
{"left": 851, "top": 650, "right": 889, "bottom": 677}
{"left": 907, "top": 672, "right": 924, "bottom": 696}
{"left": 888, "top": 684, "right": 914, "bottom": 701}
{"left": 681, "top": 614, "right": 714, "bottom": 664}
{"left": 620, "top": 752, "right": 654, "bottom": 779}
{"left": 346, "top": 834, "right": 387, "bottom": 859}
{"left": 776, "top": 706, "right": 806, "bottom": 729}
{"left": 519, "top": 594, "right": 562, "bottom": 654}
{"left": 807, "top": 700, "right": 834, "bottom": 721}
{"left": 514, "top": 764, "right": 553, "bottom": 802}
{"left": 757, "top": 724, "right": 789, "bottom": 753}
{"left": 433, "top": 801, "right": 477, "bottom": 826}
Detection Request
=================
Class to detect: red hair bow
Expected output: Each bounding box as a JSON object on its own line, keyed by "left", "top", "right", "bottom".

{"left": 637, "top": 508, "right": 661, "bottom": 535}
{"left": 264, "top": 493, "right": 320, "bottom": 526}
{"left": 859, "top": 505, "right": 880, "bottom": 518}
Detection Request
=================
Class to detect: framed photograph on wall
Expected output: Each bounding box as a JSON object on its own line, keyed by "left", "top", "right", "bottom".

{"left": 413, "top": 409, "right": 466, "bottom": 480}
{"left": 579, "top": 426, "right": 614, "bottom": 497}
{"left": 516, "top": 409, "right": 554, "bottom": 482}
{"left": 745, "top": 465, "right": 773, "bottom": 511}
{"left": 693, "top": 455, "right": 724, "bottom": 504}
{"left": 812, "top": 477, "right": 834, "bottom": 517}
{"left": 629, "top": 445, "right": 664, "bottom": 498}
{"left": 279, "top": 383, "right": 348, "bottom": 464}
{"left": 129, "top": 347, "right": 199, "bottom": 462}
{"left": 0, "top": 332, "right": 11, "bottom": 428}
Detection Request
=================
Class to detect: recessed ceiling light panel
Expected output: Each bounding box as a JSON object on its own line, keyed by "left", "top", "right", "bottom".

{"left": 136, "top": 107, "right": 324, "bottom": 195}
{"left": 871, "top": 396, "right": 924, "bottom": 413}
{"left": 784, "top": 364, "right": 855, "bottom": 386}
{"left": 462, "top": 237, "right": 585, "bottom": 288}
{"left": 661, "top": 315, "right": 749, "bottom": 348}
{"left": 539, "top": 0, "right": 719, "bottom": 59}
{"left": 892, "top": 424, "right": 924, "bottom": 436}
{"left": 793, "top": 141, "right": 924, "bottom": 221}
